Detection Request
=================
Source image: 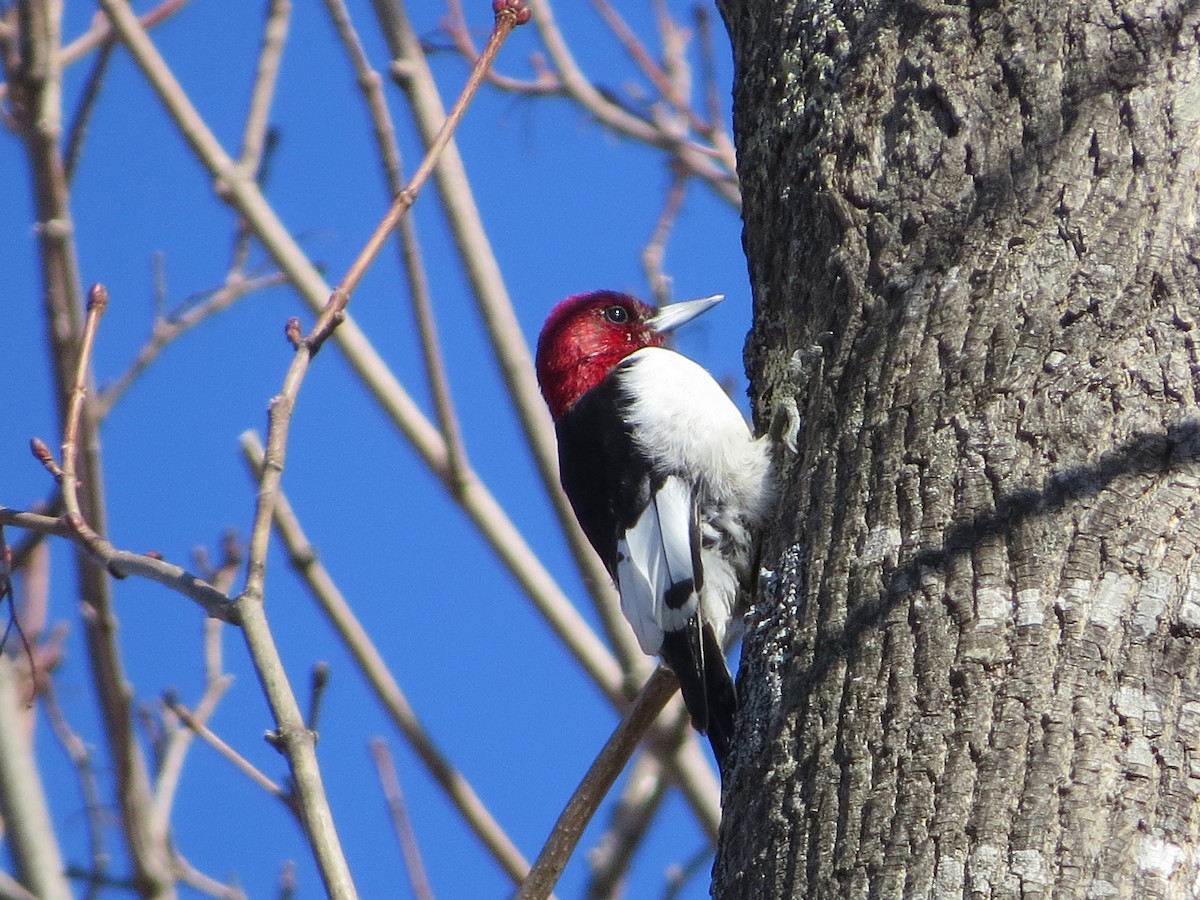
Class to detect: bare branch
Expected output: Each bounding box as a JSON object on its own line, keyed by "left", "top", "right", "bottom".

{"left": 62, "top": 41, "right": 114, "bottom": 183}
{"left": 152, "top": 674, "right": 235, "bottom": 838}
{"left": 306, "top": 662, "right": 330, "bottom": 733}
{"left": 662, "top": 845, "right": 712, "bottom": 900}
{"left": 642, "top": 173, "right": 688, "bottom": 308}
{"left": 0, "top": 656, "right": 71, "bottom": 900}
{"left": 690, "top": 4, "right": 735, "bottom": 176}
{"left": 515, "top": 667, "right": 680, "bottom": 900}
{"left": 163, "top": 693, "right": 293, "bottom": 811}
{"left": 41, "top": 681, "right": 110, "bottom": 886}
{"left": 276, "top": 861, "right": 297, "bottom": 900}
{"left": 0, "top": 506, "right": 239, "bottom": 622}
{"left": 58, "top": 284, "right": 106, "bottom": 544}
{"left": 11, "top": 5, "right": 176, "bottom": 887}
{"left": 96, "top": 271, "right": 288, "bottom": 419}
{"left": 442, "top": 0, "right": 560, "bottom": 95}
{"left": 0, "top": 870, "right": 39, "bottom": 900}
{"left": 590, "top": 0, "right": 695, "bottom": 135}
{"left": 170, "top": 850, "right": 248, "bottom": 900}
{"left": 0, "top": 0, "right": 190, "bottom": 103}
{"left": 585, "top": 754, "right": 668, "bottom": 899}
{"left": 305, "top": 0, "right": 530, "bottom": 356}
{"left": 369, "top": 739, "right": 435, "bottom": 900}
{"left": 525, "top": 0, "right": 738, "bottom": 206}
{"left": 239, "top": 0, "right": 291, "bottom": 177}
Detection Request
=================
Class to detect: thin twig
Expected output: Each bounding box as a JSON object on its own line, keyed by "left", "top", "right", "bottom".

{"left": 58, "top": 284, "right": 106, "bottom": 542}
{"left": 152, "top": 674, "right": 235, "bottom": 838}
{"left": 690, "top": 5, "right": 737, "bottom": 179}
{"left": 525, "top": 0, "right": 738, "bottom": 206}
{"left": 62, "top": 42, "right": 114, "bottom": 183}
{"left": 41, "top": 682, "right": 110, "bottom": 886}
{"left": 238, "top": 0, "right": 290, "bottom": 177}
{"left": 585, "top": 754, "right": 668, "bottom": 899}
{"left": 9, "top": 530, "right": 48, "bottom": 648}
{"left": 442, "top": 0, "right": 560, "bottom": 95}
{"left": 170, "top": 850, "right": 248, "bottom": 900}
{"left": 369, "top": 739, "right": 435, "bottom": 900}
{"left": 96, "top": 271, "right": 288, "bottom": 419}
{"left": 163, "top": 694, "right": 293, "bottom": 811}
{"left": 0, "top": 507, "right": 239, "bottom": 622}
{"left": 662, "top": 845, "right": 712, "bottom": 900}
{"left": 8, "top": 493, "right": 61, "bottom": 573}
{"left": 515, "top": 668, "right": 680, "bottom": 900}
{"left": 277, "top": 862, "right": 297, "bottom": 900}
{"left": 305, "top": 0, "right": 530, "bottom": 355}
{"left": 306, "top": 662, "right": 329, "bottom": 733}
{"left": 642, "top": 173, "right": 688, "bottom": 308}
{"left": 196, "top": 531, "right": 240, "bottom": 686}
{"left": 589, "top": 0, "right": 699, "bottom": 136}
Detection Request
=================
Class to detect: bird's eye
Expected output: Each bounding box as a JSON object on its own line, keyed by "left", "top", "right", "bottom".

{"left": 604, "top": 306, "right": 630, "bottom": 324}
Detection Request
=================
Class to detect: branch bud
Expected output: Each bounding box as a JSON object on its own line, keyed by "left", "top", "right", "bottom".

{"left": 87, "top": 283, "right": 109, "bottom": 314}
{"left": 493, "top": 0, "right": 531, "bottom": 25}
{"left": 285, "top": 316, "right": 303, "bottom": 348}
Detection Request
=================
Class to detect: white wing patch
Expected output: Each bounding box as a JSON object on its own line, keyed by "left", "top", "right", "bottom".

{"left": 615, "top": 475, "right": 699, "bottom": 655}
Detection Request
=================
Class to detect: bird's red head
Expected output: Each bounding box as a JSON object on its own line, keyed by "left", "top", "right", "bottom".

{"left": 535, "top": 291, "right": 662, "bottom": 421}
{"left": 535, "top": 290, "right": 725, "bottom": 421}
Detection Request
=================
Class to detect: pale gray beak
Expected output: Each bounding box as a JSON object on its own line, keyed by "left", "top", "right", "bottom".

{"left": 647, "top": 294, "right": 724, "bottom": 334}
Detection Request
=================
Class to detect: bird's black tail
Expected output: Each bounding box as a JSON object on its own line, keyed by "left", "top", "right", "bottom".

{"left": 660, "top": 622, "right": 738, "bottom": 770}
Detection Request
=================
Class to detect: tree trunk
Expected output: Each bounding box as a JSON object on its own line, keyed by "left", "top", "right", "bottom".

{"left": 715, "top": 0, "right": 1200, "bottom": 896}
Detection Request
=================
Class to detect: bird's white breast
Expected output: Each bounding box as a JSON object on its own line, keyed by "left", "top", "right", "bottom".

{"left": 617, "top": 347, "right": 772, "bottom": 519}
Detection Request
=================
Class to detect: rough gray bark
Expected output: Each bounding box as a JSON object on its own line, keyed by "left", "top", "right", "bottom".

{"left": 714, "top": 0, "right": 1200, "bottom": 897}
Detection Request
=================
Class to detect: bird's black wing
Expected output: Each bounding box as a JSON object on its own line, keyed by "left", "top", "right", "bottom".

{"left": 557, "top": 372, "right": 736, "bottom": 767}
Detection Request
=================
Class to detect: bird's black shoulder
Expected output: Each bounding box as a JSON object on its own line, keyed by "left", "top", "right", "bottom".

{"left": 556, "top": 373, "right": 654, "bottom": 574}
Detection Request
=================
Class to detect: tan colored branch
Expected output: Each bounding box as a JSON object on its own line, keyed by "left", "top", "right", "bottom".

{"left": 527, "top": 0, "right": 739, "bottom": 206}
{"left": 515, "top": 667, "right": 680, "bottom": 900}
{"left": 369, "top": 739, "right": 435, "bottom": 900}
{"left": 0, "top": 506, "right": 239, "bottom": 622}
{"left": 152, "top": 675, "right": 235, "bottom": 839}
{"left": 96, "top": 271, "right": 288, "bottom": 419}
{"left": 584, "top": 753, "right": 669, "bottom": 898}
{"left": 164, "top": 695, "right": 293, "bottom": 810}
{"left": 0, "top": 656, "right": 71, "bottom": 900}
{"left": 238, "top": 0, "right": 290, "bottom": 176}
{"left": 41, "top": 681, "right": 109, "bottom": 883}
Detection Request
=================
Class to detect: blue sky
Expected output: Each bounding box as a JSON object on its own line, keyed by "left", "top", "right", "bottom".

{"left": 1, "top": 1, "right": 751, "bottom": 896}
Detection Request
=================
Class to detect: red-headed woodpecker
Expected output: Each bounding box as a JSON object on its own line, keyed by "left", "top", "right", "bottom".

{"left": 535, "top": 291, "right": 772, "bottom": 767}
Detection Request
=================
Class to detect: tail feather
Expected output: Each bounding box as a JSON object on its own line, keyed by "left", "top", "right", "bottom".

{"left": 660, "top": 622, "right": 738, "bottom": 769}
